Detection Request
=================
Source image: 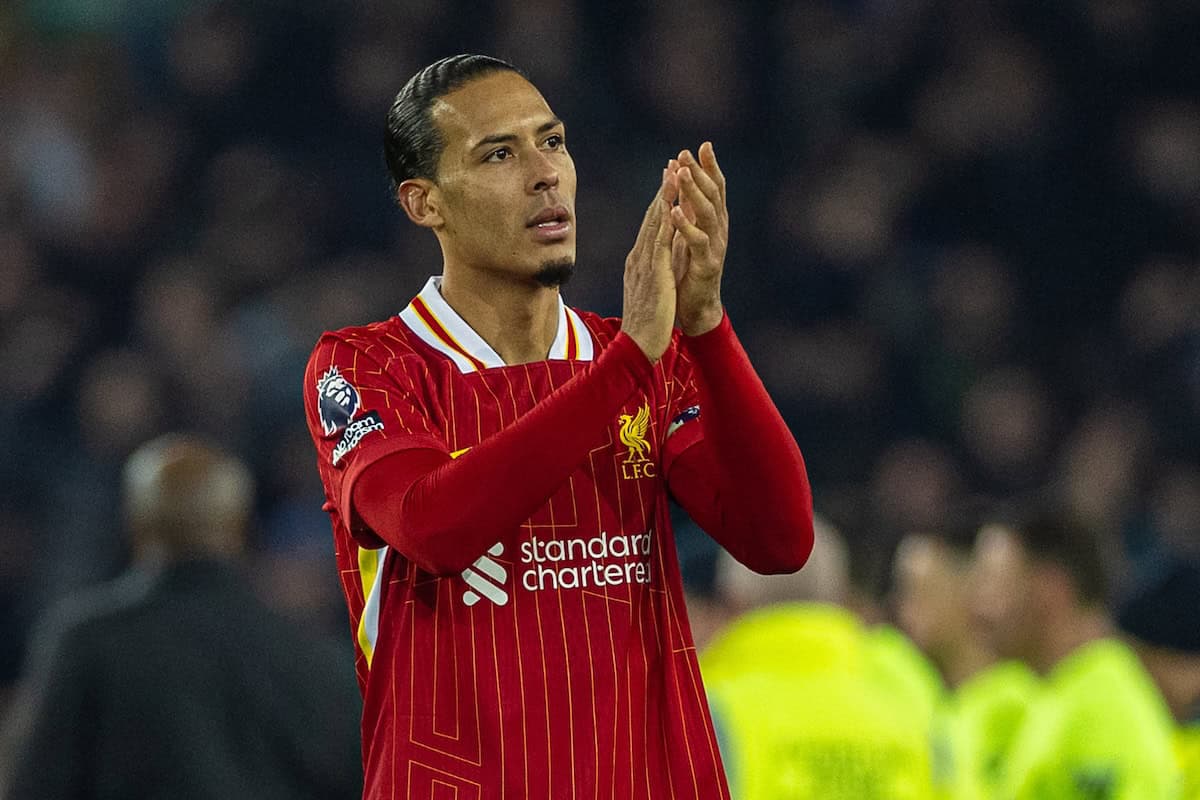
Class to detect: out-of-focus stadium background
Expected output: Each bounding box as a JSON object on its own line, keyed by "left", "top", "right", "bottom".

{"left": 0, "top": 0, "right": 1198, "bottom": 773}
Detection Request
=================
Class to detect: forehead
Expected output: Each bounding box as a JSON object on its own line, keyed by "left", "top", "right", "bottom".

{"left": 897, "top": 535, "right": 955, "bottom": 581}
{"left": 431, "top": 71, "right": 555, "bottom": 149}
{"left": 896, "top": 535, "right": 937, "bottom": 571}
{"left": 976, "top": 524, "right": 1025, "bottom": 567}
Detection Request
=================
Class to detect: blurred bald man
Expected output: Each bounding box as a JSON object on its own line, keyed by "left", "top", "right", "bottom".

{"left": 0, "top": 435, "right": 363, "bottom": 800}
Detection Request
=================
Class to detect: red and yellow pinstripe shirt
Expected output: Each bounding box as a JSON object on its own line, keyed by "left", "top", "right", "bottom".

{"left": 304, "top": 277, "right": 727, "bottom": 799}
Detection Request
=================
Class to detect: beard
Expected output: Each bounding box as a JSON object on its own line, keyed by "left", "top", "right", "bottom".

{"left": 533, "top": 258, "right": 575, "bottom": 288}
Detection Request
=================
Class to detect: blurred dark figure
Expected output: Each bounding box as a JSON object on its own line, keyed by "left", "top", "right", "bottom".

{"left": 1117, "top": 553, "right": 1200, "bottom": 799}
{"left": 971, "top": 508, "right": 1179, "bottom": 798}
{"left": 0, "top": 435, "right": 362, "bottom": 800}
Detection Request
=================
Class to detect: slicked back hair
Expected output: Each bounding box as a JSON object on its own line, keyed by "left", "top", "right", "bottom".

{"left": 384, "top": 54, "right": 526, "bottom": 192}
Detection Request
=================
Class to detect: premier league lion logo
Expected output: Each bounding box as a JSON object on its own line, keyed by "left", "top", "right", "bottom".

{"left": 316, "top": 366, "right": 360, "bottom": 436}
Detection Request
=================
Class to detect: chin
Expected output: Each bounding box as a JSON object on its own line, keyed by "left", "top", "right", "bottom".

{"left": 533, "top": 258, "right": 575, "bottom": 288}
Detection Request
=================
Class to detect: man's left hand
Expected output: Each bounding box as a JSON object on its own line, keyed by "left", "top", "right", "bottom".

{"left": 669, "top": 141, "right": 727, "bottom": 336}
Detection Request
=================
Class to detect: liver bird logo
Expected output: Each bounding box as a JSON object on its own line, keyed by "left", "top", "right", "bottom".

{"left": 619, "top": 404, "right": 652, "bottom": 463}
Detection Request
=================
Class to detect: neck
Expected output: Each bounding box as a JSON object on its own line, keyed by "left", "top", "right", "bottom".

{"left": 1035, "top": 607, "right": 1111, "bottom": 675}
{"left": 1162, "top": 672, "right": 1200, "bottom": 723}
{"left": 937, "top": 637, "right": 996, "bottom": 689}
{"left": 439, "top": 267, "right": 560, "bottom": 365}
{"left": 1141, "top": 649, "right": 1200, "bottom": 723}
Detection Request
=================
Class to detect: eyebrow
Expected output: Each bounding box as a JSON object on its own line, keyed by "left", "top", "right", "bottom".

{"left": 471, "top": 118, "right": 563, "bottom": 151}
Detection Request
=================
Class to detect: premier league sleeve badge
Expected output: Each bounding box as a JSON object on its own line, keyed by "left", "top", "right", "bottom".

{"left": 316, "top": 366, "right": 361, "bottom": 436}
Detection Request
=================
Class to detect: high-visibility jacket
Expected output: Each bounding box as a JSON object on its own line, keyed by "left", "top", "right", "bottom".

{"left": 702, "top": 604, "right": 937, "bottom": 800}
{"left": 999, "top": 639, "right": 1179, "bottom": 800}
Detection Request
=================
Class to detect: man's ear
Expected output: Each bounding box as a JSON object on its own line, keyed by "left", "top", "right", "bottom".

{"left": 397, "top": 178, "right": 444, "bottom": 228}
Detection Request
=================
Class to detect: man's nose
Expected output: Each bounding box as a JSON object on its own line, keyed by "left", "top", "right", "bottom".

{"left": 528, "top": 150, "right": 559, "bottom": 194}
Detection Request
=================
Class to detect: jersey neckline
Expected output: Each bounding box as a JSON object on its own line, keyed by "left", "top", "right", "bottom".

{"left": 397, "top": 276, "right": 595, "bottom": 373}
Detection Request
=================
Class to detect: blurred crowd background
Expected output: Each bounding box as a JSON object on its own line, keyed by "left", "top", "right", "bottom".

{"left": 0, "top": 0, "right": 1198, "bottom": 791}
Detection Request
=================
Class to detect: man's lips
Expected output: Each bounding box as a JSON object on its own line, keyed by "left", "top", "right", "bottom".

{"left": 527, "top": 206, "right": 570, "bottom": 227}
{"left": 527, "top": 206, "right": 572, "bottom": 242}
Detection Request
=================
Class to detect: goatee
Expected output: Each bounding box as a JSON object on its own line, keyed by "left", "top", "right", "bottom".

{"left": 533, "top": 259, "right": 575, "bottom": 288}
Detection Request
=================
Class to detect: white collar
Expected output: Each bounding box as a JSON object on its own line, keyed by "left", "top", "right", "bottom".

{"left": 398, "top": 276, "right": 594, "bottom": 373}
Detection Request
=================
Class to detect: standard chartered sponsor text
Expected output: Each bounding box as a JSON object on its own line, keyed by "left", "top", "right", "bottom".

{"left": 519, "top": 530, "right": 652, "bottom": 591}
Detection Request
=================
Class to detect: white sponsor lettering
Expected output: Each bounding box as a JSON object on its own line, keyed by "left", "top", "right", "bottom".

{"left": 461, "top": 531, "right": 653, "bottom": 607}
{"left": 518, "top": 530, "right": 652, "bottom": 591}
{"left": 331, "top": 412, "right": 384, "bottom": 465}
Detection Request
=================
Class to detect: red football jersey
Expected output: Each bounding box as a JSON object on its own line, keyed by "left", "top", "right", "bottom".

{"left": 304, "top": 277, "right": 729, "bottom": 799}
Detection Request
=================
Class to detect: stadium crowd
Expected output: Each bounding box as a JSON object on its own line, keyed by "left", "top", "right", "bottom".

{"left": 0, "top": 0, "right": 1197, "bottom": 797}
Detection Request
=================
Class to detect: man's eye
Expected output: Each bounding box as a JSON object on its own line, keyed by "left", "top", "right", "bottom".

{"left": 545, "top": 135, "right": 563, "bottom": 149}
{"left": 486, "top": 148, "right": 511, "bottom": 162}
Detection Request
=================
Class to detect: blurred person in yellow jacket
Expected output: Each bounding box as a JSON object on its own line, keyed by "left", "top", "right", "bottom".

{"left": 1116, "top": 552, "right": 1200, "bottom": 799}
{"left": 701, "top": 515, "right": 937, "bottom": 799}
{"left": 894, "top": 516, "right": 1038, "bottom": 798}
{"left": 972, "top": 508, "right": 1179, "bottom": 799}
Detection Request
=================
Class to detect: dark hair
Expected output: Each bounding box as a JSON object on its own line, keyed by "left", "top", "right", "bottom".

{"left": 1005, "top": 507, "right": 1113, "bottom": 604}
{"left": 383, "top": 54, "right": 525, "bottom": 190}
{"left": 1116, "top": 551, "right": 1200, "bottom": 653}
{"left": 924, "top": 496, "right": 993, "bottom": 560}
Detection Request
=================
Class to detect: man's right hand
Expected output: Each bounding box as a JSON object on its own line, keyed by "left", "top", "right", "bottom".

{"left": 621, "top": 167, "right": 679, "bottom": 363}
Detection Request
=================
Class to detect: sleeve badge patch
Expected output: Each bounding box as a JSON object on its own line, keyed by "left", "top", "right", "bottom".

{"left": 317, "top": 366, "right": 361, "bottom": 436}
{"left": 667, "top": 405, "right": 701, "bottom": 438}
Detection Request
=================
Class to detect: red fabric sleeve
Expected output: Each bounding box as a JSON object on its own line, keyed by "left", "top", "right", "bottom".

{"left": 304, "top": 331, "right": 450, "bottom": 550}
{"left": 666, "top": 312, "right": 814, "bottom": 574}
{"left": 352, "top": 332, "right": 656, "bottom": 576}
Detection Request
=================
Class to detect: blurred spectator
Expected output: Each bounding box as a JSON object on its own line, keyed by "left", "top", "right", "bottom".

{"left": 1117, "top": 552, "right": 1200, "bottom": 799}
{"left": 971, "top": 508, "right": 1179, "bottom": 798}
{"left": 167, "top": 2, "right": 255, "bottom": 101}
{"left": 912, "top": 33, "right": 1054, "bottom": 162}
{"left": 702, "top": 516, "right": 938, "bottom": 799}
{"left": 870, "top": 438, "right": 964, "bottom": 536}
{"left": 0, "top": 284, "right": 93, "bottom": 421}
{"left": 928, "top": 244, "right": 1020, "bottom": 364}
{"left": 893, "top": 515, "right": 1038, "bottom": 798}
{"left": 778, "top": 135, "right": 926, "bottom": 270}
{"left": 0, "top": 434, "right": 362, "bottom": 800}
{"left": 1051, "top": 400, "right": 1154, "bottom": 539}
{"left": 28, "top": 349, "right": 169, "bottom": 617}
{"left": 960, "top": 367, "right": 1053, "bottom": 490}
{"left": 1118, "top": 258, "right": 1198, "bottom": 356}
{"left": 1147, "top": 463, "right": 1200, "bottom": 559}
{"left": 895, "top": 524, "right": 995, "bottom": 690}
{"left": 624, "top": 0, "right": 748, "bottom": 138}
{"left": 1126, "top": 101, "right": 1200, "bottom": 212}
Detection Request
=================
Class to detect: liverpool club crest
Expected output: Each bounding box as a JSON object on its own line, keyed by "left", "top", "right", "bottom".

{"left": 618, "top": 404, "right": 656, "bottom": 479}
